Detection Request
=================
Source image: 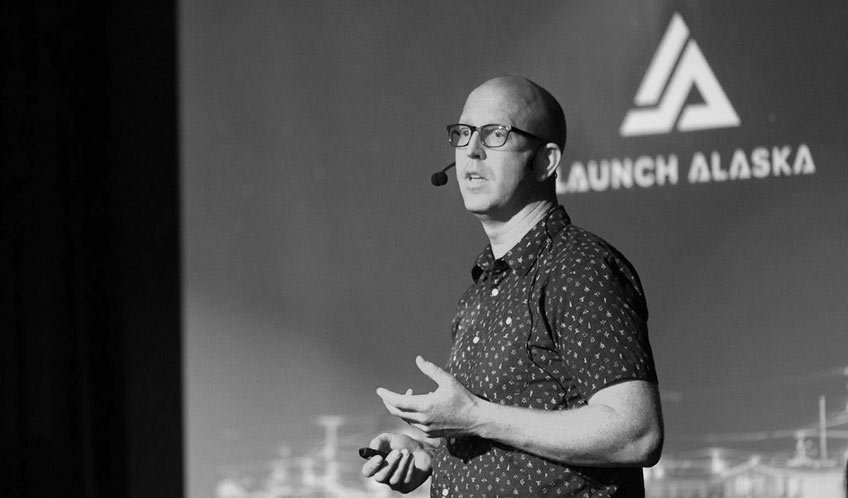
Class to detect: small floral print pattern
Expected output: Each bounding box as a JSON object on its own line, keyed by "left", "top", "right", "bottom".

{"left": 431, "top": 207, "right": 657, "bottom": 498}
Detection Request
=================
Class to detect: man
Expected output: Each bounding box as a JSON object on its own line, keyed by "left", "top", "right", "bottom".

{"left": 362, "top": 76, "right": 663, "bottom": 497}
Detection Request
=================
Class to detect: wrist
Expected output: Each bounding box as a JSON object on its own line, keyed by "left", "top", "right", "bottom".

{"left": 468, "top": 397, "right": 496, "bottom": 439}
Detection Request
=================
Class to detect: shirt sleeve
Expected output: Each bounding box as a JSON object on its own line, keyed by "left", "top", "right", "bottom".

{"left": 549, "top": 236, "right": 657, "bottom": 401}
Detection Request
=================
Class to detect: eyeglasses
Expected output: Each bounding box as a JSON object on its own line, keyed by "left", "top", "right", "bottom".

{"left": 446, "top": 123, "right": 548, "bottom": 148}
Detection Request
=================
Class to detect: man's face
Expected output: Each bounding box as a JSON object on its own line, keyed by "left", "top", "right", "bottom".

{"left": 454, "top": 85, "right": 541, "bottom": 222}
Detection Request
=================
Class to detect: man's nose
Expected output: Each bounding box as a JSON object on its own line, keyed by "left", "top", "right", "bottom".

{"left": 465, "top": 130, "right": 486, "bottom": 159}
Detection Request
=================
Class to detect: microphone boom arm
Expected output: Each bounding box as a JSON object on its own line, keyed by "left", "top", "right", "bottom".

{"left": 431, "top": 162, "right": 456, "bottom": 186}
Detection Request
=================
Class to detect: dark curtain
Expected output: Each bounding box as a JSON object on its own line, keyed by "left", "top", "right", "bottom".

{"left": 1, "top": 2, "right": 182, "bottom": 497}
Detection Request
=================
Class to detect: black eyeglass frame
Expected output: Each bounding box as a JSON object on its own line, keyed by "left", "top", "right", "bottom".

{"left": 445, "top": 123, "right": 549, "bottom": 148}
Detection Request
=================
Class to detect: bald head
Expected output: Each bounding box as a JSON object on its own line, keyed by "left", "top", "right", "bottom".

{"left": 463, "top": 76, "right": 567, "bottom": 151}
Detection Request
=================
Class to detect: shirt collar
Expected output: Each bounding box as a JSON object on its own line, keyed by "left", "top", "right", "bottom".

{"left": 471, "top": 206, "right": 571, "bottom": 282}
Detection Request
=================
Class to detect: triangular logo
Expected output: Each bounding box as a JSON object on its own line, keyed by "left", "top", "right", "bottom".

{"left": 620, "top": 13, "right": 740, "bottom": 137}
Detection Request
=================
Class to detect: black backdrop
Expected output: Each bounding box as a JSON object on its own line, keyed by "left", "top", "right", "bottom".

{"left": 2, "top": 2, "right": 182, "bottom": 497}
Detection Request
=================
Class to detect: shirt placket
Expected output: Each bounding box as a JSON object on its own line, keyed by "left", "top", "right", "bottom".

{"left": 468, "top": 263, "right": 507, "bottom": 397}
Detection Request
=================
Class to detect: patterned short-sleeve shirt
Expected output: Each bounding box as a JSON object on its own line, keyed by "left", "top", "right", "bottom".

{"left": 430, "top": 206, "right": 657, "bottom": 498}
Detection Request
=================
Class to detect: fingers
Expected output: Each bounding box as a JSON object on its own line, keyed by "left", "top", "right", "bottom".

{"left": 404, "top": 450, "right": 416, "bottom": 483}
{"left": 361, "top": 432, "right": 423, "bottom": 486}
{"left": 371, "top": 449, "right": 408, "bottom": 483}
{"left": 361, "top": 454, "right": 385, "bottom": 477}
{"left": 362, "top": 433, "right": 399, "bottom": 478}
{"left": 376, "top": 387, "right": 423, "bottom": 413}
{"left": 378, "top": 396, "right": 425, "bottom": 425}
{"left": 368, "top": 434, "right": 391, "bottom": 452}
{"left": 389, "top": 450, "right": 413, "bottom": 486}
{"left": 415, "top": 356, "right": 452, "bottom": 386}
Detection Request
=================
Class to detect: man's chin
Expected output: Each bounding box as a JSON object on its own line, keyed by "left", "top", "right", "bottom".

{"left": 462, "top": 200, "right": 490, "bottom": 216}
{"left": 463, "top": 203, "right": 508, "bottom": 222}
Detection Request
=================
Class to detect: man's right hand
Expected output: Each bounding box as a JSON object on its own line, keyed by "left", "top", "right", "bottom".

{"left": 361, "top": 432, "right": 433, "bottom": 494}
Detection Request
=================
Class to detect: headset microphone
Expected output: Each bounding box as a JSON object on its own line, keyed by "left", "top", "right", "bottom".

{"left": 430, "top": 162, "right": 456, "bottom": 186}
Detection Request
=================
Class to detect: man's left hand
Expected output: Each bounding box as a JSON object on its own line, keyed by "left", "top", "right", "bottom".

{"left": 376, "top": 356, "right": 482, "bottom": 438}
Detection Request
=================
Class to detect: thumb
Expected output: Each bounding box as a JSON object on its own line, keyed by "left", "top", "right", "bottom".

{"left": 369, "top": 433, "right": 391, "bottom": 451}
{"left": 415, "top": 356, "right": 452, "bottom": 386}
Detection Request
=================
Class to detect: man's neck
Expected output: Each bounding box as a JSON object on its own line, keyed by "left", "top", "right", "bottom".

{"left": 479, "top": 200, "right": 557, "bottom": 259}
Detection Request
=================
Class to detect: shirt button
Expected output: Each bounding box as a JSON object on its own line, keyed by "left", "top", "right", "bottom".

{"left": 442, "top": 488, "right": 449, "bottom": 496}
{"left": 491, "top": 288, "right": 499, "bottom": 296}
{"left": 505, "top": 317, "right": 512, "bottom": 325}
{"left": 472, "top": 336, "right": 480, "bottom": 344}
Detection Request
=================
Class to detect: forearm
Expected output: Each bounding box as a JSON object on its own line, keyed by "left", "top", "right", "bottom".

{"left": 376, "top": 359, "right": 663, "bottom": 468}
{"left": 469, "top": 383, "right": 663, "bottom": 467}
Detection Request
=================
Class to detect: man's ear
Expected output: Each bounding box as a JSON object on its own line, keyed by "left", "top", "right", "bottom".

{"left": 533, "top": 142, "right": 562, "bottom": 181}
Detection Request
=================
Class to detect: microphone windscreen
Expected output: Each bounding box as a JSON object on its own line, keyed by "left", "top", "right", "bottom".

{"left": 431, "top": 171, "right": 448, "bottom": 186}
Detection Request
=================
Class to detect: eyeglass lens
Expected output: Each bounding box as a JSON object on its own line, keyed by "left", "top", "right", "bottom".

{"left": 448, "top": 125, "right": 510, "bottom": 148}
